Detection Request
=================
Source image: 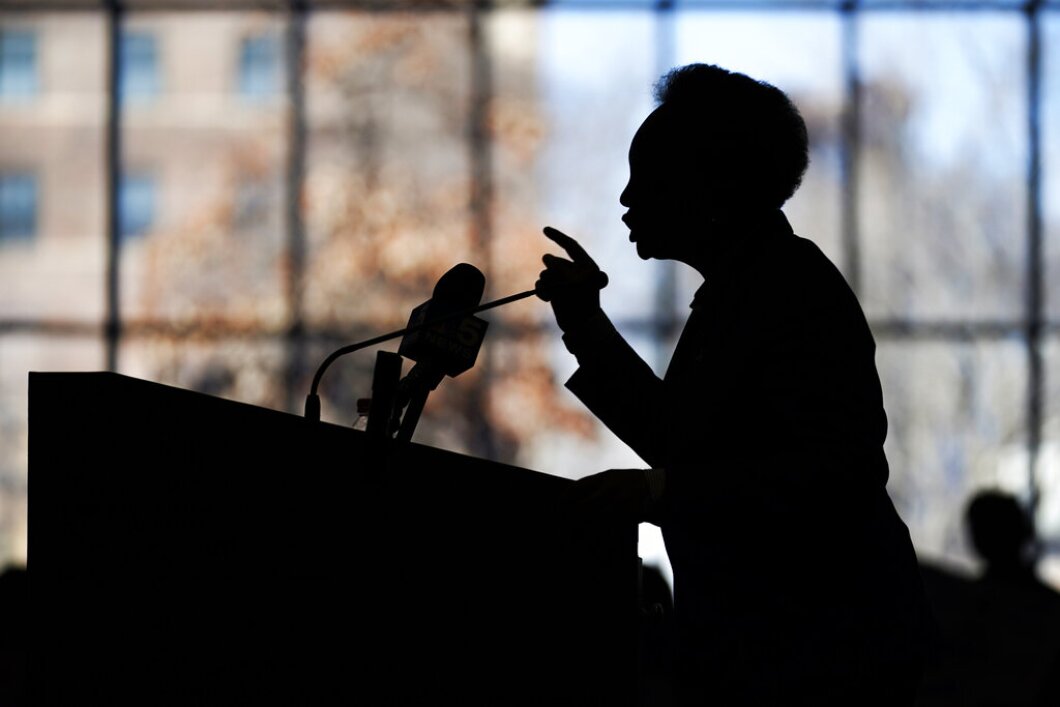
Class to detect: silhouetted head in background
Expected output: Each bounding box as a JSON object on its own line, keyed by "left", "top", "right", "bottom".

{"left": 620, "top": 63, "right": 809, "bottom": 267}
{"left": 966, "top": 490, "right": 1038, "bottom": 580}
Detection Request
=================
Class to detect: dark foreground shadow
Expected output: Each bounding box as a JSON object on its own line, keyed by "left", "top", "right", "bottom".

{"left": 0, "top": 565, "right": 28, "bottom": 707}
{"left": 917, "top": 492, "right": 1060, "bottom": 707}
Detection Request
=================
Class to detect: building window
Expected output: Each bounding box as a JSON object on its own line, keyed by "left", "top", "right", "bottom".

{"left": 0, "top": 173, "right": 37, "bottom": 241}
{"left": 238, "top": 34, "right": 279, "bottom": 99}
{"left": 119, "top": 32, "right": 159, "bottom": 102}
{"left": 120, "top": 174, "right": 155, "bottom": 239}
{"left": 0, "top": 30, "right": 37, "bottom": 99}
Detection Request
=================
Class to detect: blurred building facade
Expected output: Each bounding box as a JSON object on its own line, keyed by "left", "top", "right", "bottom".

{"left": 2, "top": 1, "right": 1060, "bottom": 595}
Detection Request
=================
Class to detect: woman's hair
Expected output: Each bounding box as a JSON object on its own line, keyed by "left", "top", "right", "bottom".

{"left": 653, "top": 64, "right": 809, "bottom": 210}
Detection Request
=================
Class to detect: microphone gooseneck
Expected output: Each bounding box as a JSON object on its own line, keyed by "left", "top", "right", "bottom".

{"left": 303, "top": 289, "right": 536, "bottom": 421}
{"left": 303, "top": 265, "right": 609, "bottom": 422}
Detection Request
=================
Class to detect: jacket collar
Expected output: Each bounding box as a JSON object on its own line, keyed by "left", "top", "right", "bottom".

{"left": 690, "top": 209, "right": 794, "bottom": 310}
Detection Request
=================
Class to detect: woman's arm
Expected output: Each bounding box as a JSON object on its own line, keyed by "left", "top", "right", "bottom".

{"left": 562, "top": 309, "right": 670, "bottom": 468}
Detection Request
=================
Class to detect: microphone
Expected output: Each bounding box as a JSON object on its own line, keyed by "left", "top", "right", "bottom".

{"left": 398, "top": 263, "right": 488, "bottom": 383}
{"left": 392, "top": 264, "right": 489, "bottom": 440}
{"left": 302, "top": 264, "right": 609, "bottom": 422}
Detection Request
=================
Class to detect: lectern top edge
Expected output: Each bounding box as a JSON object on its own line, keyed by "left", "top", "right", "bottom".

{"left": 28, "top": 370, "right": 567, "bottom": 485}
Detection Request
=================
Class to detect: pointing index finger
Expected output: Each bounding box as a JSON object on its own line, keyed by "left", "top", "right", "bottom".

{"left": 543, "top": 226, "right": 598, "bottom": 269}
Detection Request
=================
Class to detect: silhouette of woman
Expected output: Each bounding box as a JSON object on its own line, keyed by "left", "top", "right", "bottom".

{"left": 538, "top": 64, "right": 928, "bottom": 705}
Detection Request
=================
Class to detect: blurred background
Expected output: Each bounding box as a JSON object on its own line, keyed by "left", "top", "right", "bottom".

{"left": 1, "top": 0, "right": 1059, "bottom": 596}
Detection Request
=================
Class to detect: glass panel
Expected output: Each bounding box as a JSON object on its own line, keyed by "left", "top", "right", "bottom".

{"left": 488, "top": 332, "right": 648, "bottom": 477}
{"left": 859, "top": 14, "right": 1027, "bottom": 321}
{"left": 0, "top": 334, "right": 104, "bottom": 568}
{"left": 118, "top": 335, "right": 287, "bottom": 412}
{"left": 120, "top": 12, "right": 289, "bottom": 330}
{"left": 1038, "top": 337, "right": 1060, "bottom": 556}
{"left": 1042, "top": 12, "right": 1058, "bottom": 587}
{"left": 674, "top": 11, "right": 845, "bottom": 297}
{"left": 490, "top": 9, "right": 660, "bottom": 324}
{"left": 304, "top": 11, "right": 473, "bottom": 332}
{"left": 486, "top": 8, "right": 552, "bottom": 329}
{"left": 860, "top": 0, "right": 1027, "bottom": 5}
{"left": 1044, "top": 12, "right": 1060, "bottom": 321}
{"left": 0, "top": 12, "right": 106, "bottom": 323}
{"left": 1041, "top": 554, "right": 1060, "bottom": 591}
{"left": 877, "top": 339, "right": 1028, "bottom": 571}
{"left": 119, "top": 172, "right": 156, "bottom": 240}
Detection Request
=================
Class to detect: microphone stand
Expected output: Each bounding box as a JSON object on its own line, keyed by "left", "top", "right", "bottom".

{"left": 304, "top": 289, "right": 537, "bottom": 422}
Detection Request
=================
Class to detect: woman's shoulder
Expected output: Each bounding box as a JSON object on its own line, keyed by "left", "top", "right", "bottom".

{"left": 743, "top": 232, "right": 851, "bottom": 301}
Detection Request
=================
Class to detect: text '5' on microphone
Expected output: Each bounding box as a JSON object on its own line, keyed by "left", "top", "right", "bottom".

{"left": 398, "top": 263, "right": 489, "bottom": 379}
{"left": 390, "top": 264, "right": 489, "bottom": 441}
{"left": 303, "top": 264, "right": 485, "bottom": 424}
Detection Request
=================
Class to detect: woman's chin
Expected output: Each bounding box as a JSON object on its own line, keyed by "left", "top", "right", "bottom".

{"left": 634, "top": 240, "right": 659, "bottom": 260}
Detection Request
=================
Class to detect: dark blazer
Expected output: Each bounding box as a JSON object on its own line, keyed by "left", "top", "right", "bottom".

{"left": 565, "top": 211, "right": 926, "bottom": 704}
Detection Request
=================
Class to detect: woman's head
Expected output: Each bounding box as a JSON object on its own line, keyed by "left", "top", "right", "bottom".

{"left": 620, "top": 64, "right": 808, "bottom": 262}
{"left": 651, "top": 63, "right": 809, "bottom": 211}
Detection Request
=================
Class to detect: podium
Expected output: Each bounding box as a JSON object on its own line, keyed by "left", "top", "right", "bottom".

{"left": 29, "top": 372, "right": 639, "bottom": 705}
